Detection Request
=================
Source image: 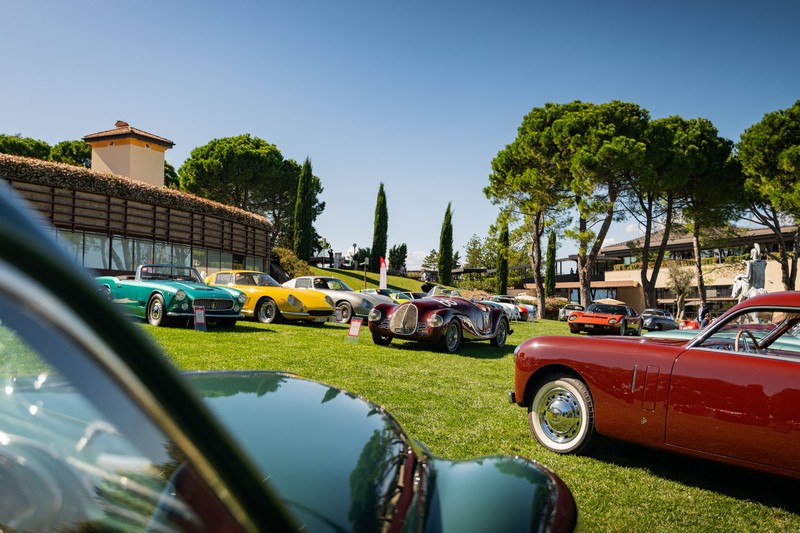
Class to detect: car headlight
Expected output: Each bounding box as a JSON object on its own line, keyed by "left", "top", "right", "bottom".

{"left": 287, "top": 294, "right": 302, "bottom": 307}
{"left": 237, "top": 293, "right": 247, "bottom": 304}
{"left": 324, "top": 295, "right": 334, "bottom": 307}
{"left": 368, "top": 308, "right": 381, "bottom": 321}
{"left": 175, "top": 290, "right": 186, "bottom": 302}
{"left": 608, "top": 318, "right": 617, "bottom": 325}
{"left": 427, "top": 314, "right": 443, "bottom": 328}
{"left": 568, "top": 315, "right": 577, "bottom": 322}
{"left": 361, "top": 299, "right": 372, "bottom": 310}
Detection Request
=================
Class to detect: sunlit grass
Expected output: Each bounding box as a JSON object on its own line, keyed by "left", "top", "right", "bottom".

{"left": 146, "top": 317, "right": 800, "bottom": 531}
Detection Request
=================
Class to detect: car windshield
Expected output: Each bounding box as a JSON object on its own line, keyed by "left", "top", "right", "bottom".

{"left": 586, "top": 303, "right": 626, "bottom": 315}
{"left": 697, "top": 310, "right": 800, "bottom": 353}
{"left": 236, "top": 272, "right": 280, "bottom": 287}
{"left": 315, "top": 278, "right": 353, "bottom": 291}
{"left": 140, "top": 265, "right": 204, "bottom": 283}
{"left": 428, "top": 286, "right": 477, "bottom": 300}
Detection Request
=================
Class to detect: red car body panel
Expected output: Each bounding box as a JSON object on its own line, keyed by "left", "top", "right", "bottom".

{"left": 512, "top": 292, "right": 800, "bottom": 478}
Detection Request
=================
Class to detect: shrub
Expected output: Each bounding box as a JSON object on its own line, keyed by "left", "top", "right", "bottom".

{"left": 273, "top": 247, "right": 313, "bottom": 278}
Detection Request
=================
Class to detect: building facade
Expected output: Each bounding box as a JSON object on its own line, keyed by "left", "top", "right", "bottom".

{"left": 0, "top": 152, "right": 273, "bottom": 278}
{"left": 550, "top": 227, "right": 798, "bottom": 315}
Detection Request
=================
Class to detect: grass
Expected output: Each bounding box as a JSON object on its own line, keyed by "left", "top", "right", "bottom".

{"left": 146, "top": 314, "right": 800, "bottom": 532}
{"left": 309, "top": 266, "right": 427, "bottom": 293}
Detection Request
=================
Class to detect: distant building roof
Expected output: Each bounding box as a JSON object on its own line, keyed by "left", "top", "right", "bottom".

{"left": 600, "top": 226, "right": 798, "bottom": 257}
{"left": 82, "top": 120, "right": 174, "bottom": 149}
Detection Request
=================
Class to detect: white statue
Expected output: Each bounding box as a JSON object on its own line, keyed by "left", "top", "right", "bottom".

{"left": 732, "top": 244, "right": 768, "bottom": 303}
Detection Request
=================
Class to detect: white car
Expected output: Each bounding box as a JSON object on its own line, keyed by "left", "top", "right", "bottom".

{"left": 559, "top": 303, "right": 584, "bottom": 321}
{"left": 283, "top": 276, "right": 391, "bottom": 323}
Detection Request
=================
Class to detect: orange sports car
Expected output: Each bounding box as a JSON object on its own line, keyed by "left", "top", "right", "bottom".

{"left": 567, "top": 302, "right": 642, "bottom": 336}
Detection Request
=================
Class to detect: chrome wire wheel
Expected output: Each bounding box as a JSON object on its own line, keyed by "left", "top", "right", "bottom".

{"left": 256, "top": 297, "right": 279, "bottom": 324}
{"left": 147, "top": 294, "right": 168, "bottom": 327}
{"left": 440, "top": 319, "right": 461, "bottom": 353}
{"left": 491, "top": 318, "right": 507, "bottom": 347}
{"left": 528, "top": 375, "right": 594, "bottom": 454}
{"left": 336, "top": 301, "right": 353, "bottom": 323}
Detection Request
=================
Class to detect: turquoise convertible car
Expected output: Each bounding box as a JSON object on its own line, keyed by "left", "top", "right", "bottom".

{"left": 96, "top": 264, "right": 246, "bottom": 327}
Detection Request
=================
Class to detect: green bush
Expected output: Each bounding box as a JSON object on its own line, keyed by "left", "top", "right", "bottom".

{"left": 273, "top": 247, "right": 313, "bottom": 278}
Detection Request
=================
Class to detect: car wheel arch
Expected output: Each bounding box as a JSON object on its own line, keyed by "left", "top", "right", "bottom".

{"left": 523, "top": 364, "right": 587, "bottom": 407}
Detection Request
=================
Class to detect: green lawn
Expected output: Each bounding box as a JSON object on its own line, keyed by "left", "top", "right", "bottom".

{"left": 147, "top": 317, "right": 800, "bottom": 532}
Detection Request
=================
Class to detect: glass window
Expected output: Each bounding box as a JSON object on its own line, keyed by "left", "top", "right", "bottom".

{"left": 153, "top": 241, "right": 170, "bottom": 264}
{"left": 232, "top": 254, "right": 245, "bottom": 270}
{"left": 0, "top": 295, "right": 235, "bottom": 531}
{"left": 208, "top": 250, "right": 222, "bottom": 272}
{"left": 84, "top": 233, "right": 110, "bottom": 270}
{"left": 192, "top": 248, "right": 207, "bottom": 272}
{"left": 221, "top": 252, "right": 232, "bottom": 271}
{"left": 111, "top": 237, "right": 136, "bottom": 271}
{"left": 172, "top": 245, "right": 191, "bottom": 266}
{"left": 135, "top": 240, "right": 154, "bottom": 266}
{"left": 216, "top": 273, "right": 232, "bottom": 284}
{"left": 56, "top": 231, "right": 83, "bottom": 265}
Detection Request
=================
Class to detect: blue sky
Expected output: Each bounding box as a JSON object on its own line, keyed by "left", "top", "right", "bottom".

{"left": 3, "top": 1, "right": 798, "bottom": 268}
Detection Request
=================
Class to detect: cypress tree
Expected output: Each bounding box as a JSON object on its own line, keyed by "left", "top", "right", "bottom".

{"left": 496, "top": 220, "right": 509, "bottom": 294}
{"left": 293, "top": 157, "right": 314, "bottom": 261}
{"left": 371, "top": 182, "right": 388, "bottom": 272}
{"left": 438, "top": 203, "right": 453, "bottom": 285}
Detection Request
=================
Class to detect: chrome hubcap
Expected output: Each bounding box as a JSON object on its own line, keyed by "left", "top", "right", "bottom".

{"left": 538, "top": 387, "right": 582, "bottom": 443}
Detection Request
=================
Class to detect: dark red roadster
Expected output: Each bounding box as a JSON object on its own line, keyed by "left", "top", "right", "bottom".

{"left": 510, "top": 292, "right": 800, "bottom": 479}
{"left": 368, "top": 287, "right": 511, "bottom": 353}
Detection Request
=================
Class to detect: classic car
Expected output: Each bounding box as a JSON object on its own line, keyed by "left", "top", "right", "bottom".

{"left": 567, "top": 301, "right": 642, "bottom": 336}
{"left": 205, "top": 270, "right": 334, "bottom": 324}
{"left": 679, "top": 318, "right": 701, "bottom": 329}
{"left": 0, "top": 182, "right": 578, "bottom": 531}
{"left": 509, "top": 291, "right": 800, "bottom": 479}
{"left": 360, "top": 287, "right": 412, "bottom": 303}
{"left": 479, "top": 297, "right": 521, "bottom": 321}
{"left": 283, "top": 276, "right": 392, "bottom": 323}
{"left": 404, "top": 291, "right": 429, "bottom": 300}
{"left": 368, "top": 286, "right": 511, "bottom": 353}
{"left": 640, "top": 308, "right": 679, "bottom": 331}
{"left": 491, "top": 295, "right": 530, "bottom": 321}
{"left": 96, "top": 264, "right": 246, "bottom": 327}
{"left": 558, "top": 303, "right": 584, "bottom": 321}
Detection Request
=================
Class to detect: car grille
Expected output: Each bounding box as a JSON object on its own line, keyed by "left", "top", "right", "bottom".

{"left": 389, "top": 304, "right": 419, "bottom": 335}
{"left": 193, "top": 298, "right": 233, "bottom": 311}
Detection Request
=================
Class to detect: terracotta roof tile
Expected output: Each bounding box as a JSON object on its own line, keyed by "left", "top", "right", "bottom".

{"left": 82, "top": 121, "right": 174, "bottom": 148}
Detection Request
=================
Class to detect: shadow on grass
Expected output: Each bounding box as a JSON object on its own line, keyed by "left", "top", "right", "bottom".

{"left": 373, "top": 338, "right": 515, "bottom": 360}
{"left": 588, "top": 437, "right": 800, "bottom": 513}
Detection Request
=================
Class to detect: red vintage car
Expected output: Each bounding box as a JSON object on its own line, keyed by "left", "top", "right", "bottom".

{"left": 567, "top": 301, "right": 642, "bottom": 336}
{"left": 367, "top": 287, "right": 510, "bottom": 353}
{"left": 509, "top": 291, "right": 800, "bottom": 478}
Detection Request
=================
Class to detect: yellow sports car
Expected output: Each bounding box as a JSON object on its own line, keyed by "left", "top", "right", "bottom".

{"left": 205, "top": 270, "right": 335, "bottom": 324}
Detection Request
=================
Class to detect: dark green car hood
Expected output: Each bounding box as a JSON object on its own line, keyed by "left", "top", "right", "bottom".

{"left": 185, "top": 371, "right": 576, "bottom": 532}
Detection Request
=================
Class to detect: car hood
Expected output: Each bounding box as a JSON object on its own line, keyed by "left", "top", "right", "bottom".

{"left": 185, "top": 371, "right": 575, "bottom": 532}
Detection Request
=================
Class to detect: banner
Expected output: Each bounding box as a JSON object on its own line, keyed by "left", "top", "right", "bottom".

{"left": 379, "top": 256, "right": 387, "bottom": 289}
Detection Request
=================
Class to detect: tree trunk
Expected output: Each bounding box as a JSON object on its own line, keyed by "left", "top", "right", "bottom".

{"left": 527, "top": 212, "right": 546, "bottom": 320}
{"left": 692, "top": 226, "right": 706, "bottom": 309}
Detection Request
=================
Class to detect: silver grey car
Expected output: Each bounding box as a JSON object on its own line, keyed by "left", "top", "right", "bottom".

{"left": 283, "top": 276, "right": 392, "bottom": 323}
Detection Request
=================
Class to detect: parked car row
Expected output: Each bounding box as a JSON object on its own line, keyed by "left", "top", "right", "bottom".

{"left": 0, "top": 184, "right": 579, "bottom": 531}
